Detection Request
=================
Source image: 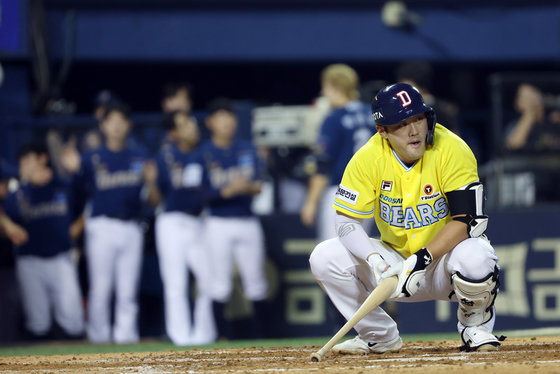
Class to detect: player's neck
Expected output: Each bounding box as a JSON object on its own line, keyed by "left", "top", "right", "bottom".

{"left": 211, "top": 136, "right": 233, "bottom": 149}
{"left": 176, "top": 139, "right": 194, "bottom": 153}
{"left": 106, "top": 138, "right": 126, "bottom": 152}
{"left": 330, "top": 96, "right": 352, "bottom": 109}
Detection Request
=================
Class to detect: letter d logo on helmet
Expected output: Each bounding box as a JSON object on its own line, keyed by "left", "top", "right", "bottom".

{"left": 371, "top": 82, "right": 437, "bottom": 145}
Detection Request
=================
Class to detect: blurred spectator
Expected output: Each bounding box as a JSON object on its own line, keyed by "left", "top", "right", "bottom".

{"left": 396, "top": 61, "right": 461, "bottom": 135}
{"left": 200, "top": 98, "right": 269, "bottom": 340}
{"left": 93, "top": 90, "right": 122, "bottom": 122}
{"left": 90, "top": 89, "right": 121, "bottom": 148}
{"left": 161, "top": 82, "right": 193, "bottom": 114}
{"left": 1, "top": 142, "right": 84, "bottom": 340}
{"left": 300, "top": 64, "right": 376, "bottom": 241}
{"left": 505, "top": 83, "right": 560, "bottom": 152}
{"left": 61, "top": 102, "right": 150, "bottom": 344}
{"left": 145, "top": 111, "right": 216, "bottom": 345}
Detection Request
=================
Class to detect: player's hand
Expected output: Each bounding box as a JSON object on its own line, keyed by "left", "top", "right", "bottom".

{"left": 143, "top": 161, "right": 158, "bottom": 185}
{"left": 516, "top": 84, "right": 542, "bottom": 113}
{"left": 222, "top": 177, "right": 254, "bottom": 198}
{"left": 69, "top": 215, "right": 85, "bottom": 241}
{"left": 367, "top": 253, "right": 402, "bottom": 286}
{"left": 60, "top": 142, "right": 81, "bottom": 174}
{"left": 4, "top": 221, "right": 29, "bottom": 246}
{"left": 393, "top": 247, "right": 433, "bottom": 298}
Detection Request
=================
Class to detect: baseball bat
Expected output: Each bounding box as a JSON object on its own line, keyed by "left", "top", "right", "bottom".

{"left": 310, "top": 275, "right": 398, "bottom": 362}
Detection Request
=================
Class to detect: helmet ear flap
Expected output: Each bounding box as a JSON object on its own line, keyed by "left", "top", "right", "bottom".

{"left": 426, "top": 110, "right": 436, "bottom": 145}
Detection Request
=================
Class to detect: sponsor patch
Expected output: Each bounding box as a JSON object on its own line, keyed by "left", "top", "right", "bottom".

{"left": 335, "top": 185, "right": 359, "bottom": 206}
{"left": 420, "top": 191, "right": 441, "bottom": 201}
{"left": 423, "top": 183, "right": 434, "bottom": 195}
{"left": 381, "top": 180, "right": 393, "bottom": 192}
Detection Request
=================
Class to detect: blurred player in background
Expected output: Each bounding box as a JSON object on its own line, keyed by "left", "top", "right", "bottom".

{"left": 200, "top": 98, "right": 268, "bottom": 339}
{"left": 395, "top": 61, "right": 461, "bottom": 135}
{"left": 145, "top": 111, "right": 216, "bottom": 345}
{"left": 1, "top": 142, "right": 84, "bottom": 340}
{"left": 310, "top": 83, "right": 502, "bottom": 354}
{"left": 300, "top": 64, "right": 376, "bottom": 241}
{"left": 62, "top": 102, "right": 149, "bottom": 344}
{"left": 505, "top": 83, "right": 560, "bottom": 152}
{"left": 161, "top": 82, "right": 193, "bottom": 114}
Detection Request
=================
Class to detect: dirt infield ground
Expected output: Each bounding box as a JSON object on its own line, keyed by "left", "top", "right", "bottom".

{"left": 0, "top": 336, "right": 558, "bottom": 373}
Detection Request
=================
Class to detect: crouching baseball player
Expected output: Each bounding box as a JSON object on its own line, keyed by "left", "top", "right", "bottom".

{"left": 309, "top": 83, "right": 502, "bottom": 354}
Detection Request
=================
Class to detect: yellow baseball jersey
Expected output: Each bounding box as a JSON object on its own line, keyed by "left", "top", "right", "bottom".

{"left": 333, "top": 124, "right": 478, "bottom": 258}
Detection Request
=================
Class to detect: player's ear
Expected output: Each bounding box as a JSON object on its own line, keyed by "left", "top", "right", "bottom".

{"left": 376, "top": 125, "right": 388, "bottom": 139}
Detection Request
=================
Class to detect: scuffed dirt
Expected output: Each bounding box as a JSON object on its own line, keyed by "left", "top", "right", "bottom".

{"left": 0, "top": 336, "right": 558, "bottom": 373}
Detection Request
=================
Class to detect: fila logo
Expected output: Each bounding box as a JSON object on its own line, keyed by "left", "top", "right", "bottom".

{"left": 381, "top": 180, "right": 393, "bottom": 191}
{"left": 396, "top": 90, "right": 412, "bottom": 107}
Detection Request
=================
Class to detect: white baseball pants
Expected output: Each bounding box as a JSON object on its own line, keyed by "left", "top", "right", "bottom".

{"left": 85, "top": 216, "right": 143, "bottom": 344}
{"left": 309, "top": 236, "right": 498, "bottom": 342}
{"left": 204, "top": 216, "right": 268, "bottom": 302}
{"left": 156, "top": 212, "right": 216, "bottom": 345}
{"left": 16, "top": 251, "right": 84, "bottom": 337}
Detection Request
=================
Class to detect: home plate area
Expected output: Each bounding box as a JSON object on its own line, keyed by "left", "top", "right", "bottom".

{"left": 0, "top": 336, "right": 558, "bottom": 373}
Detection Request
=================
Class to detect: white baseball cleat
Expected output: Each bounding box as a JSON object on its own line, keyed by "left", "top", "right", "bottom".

{"left": 460, "top": 326, "right": 502, "bottom": 351}
{"left": 332, "top": 335, "right": 403, "bottom": 354}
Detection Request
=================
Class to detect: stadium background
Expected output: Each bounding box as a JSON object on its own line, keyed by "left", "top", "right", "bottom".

{"left": 1, "top": 0, "right": 559, "bottom": 345}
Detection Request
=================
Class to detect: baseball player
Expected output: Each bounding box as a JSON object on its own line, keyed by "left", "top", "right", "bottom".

{"left": 301, "top": 64, "right": 376, "bottom": 241}
{"left": 145, "top": 111, "right": 216, "bottom": 345}
{"left": 63, "top": 102, "right": 148, "bottom": 344}
{"left": 309, "top": 83, "right": 502, "bottom": 353}
{"left": 2, "top": 142, "right": 84, "bottom": 339}
{"left": 199, "top": 98, "right": 268, "bottom": 339}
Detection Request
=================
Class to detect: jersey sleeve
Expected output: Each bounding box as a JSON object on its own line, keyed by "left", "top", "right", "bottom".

{"left": 315, "top": 115, "right": 342, "bottom": 176}
{"left": 332, "top": 150, "right": 376, "bottom": 219}
{"left": 440, "top": 135, "right": 479, "bottom": 193}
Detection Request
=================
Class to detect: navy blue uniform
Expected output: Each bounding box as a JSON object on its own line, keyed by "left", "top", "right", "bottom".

{"left": 314, "top": 100, "right": 376, "bottom": 242}
{"left": 156, "top": 143, "right": 204, "bottom": 215}
{"left": 77, "top": 145, "right": 147, "bottom": 220}
{"left": 199, "top": 139, "right": 268, "bottom": 303}
{"left": 77, "top": 144, "right": 147, "bottom": 344}
{"left": 199, "top": 139, "right": 263, "bottom": 217}
{"left": 316, "top": 101, "right": 376, "bottom": 185}
{"left": 3, "top": 178, "right": 74, "bottom": 257}
{"left": 3, "top": 177, "right": 84, "bottom": 337}
{"left": 155, "top": 142, "right": 216, "bottom": 345}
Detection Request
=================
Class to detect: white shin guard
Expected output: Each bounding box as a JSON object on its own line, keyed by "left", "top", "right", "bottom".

{"left": 451, "top": 266, "right": 500, "bottom": 327}
{"left": 452, "top": 266, "right": 503, "bottom": 351}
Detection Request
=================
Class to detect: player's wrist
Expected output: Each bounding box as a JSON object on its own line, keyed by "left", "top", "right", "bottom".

{"left": 414, "top": 248, "right": 433, "bottom": 269}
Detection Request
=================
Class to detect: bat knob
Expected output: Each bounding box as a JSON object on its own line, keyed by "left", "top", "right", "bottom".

{"left": 310, "top": 353, "right": 322, "bottom": 362}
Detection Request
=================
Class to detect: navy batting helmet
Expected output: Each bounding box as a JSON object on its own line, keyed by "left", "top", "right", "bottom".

{"left": 371, "top": 83, "right": 437, "bottom": 144}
